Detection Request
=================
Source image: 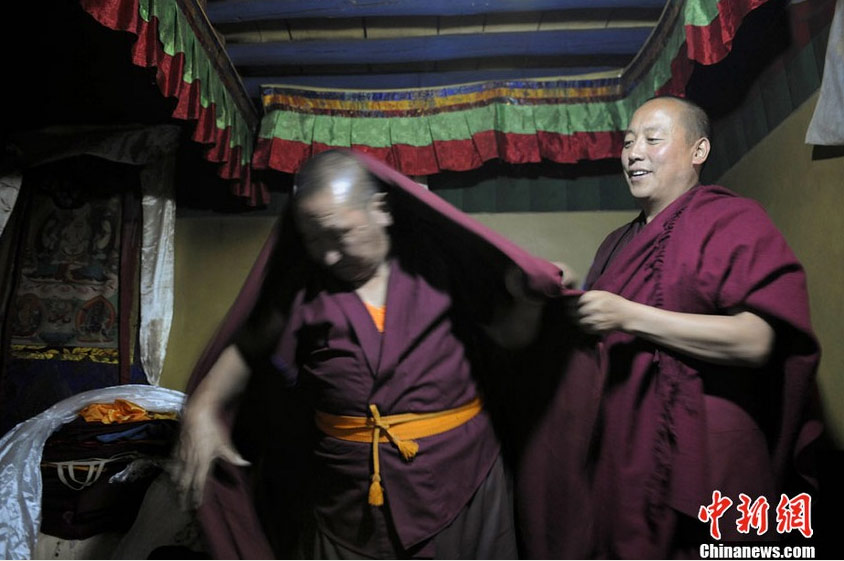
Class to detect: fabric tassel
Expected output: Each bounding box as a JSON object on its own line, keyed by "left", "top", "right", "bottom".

{"left": 368, "top": 476, "right": 384, "bottom": 506}
{"left": 396, "top": 439, "right": 419, "bottom": 461}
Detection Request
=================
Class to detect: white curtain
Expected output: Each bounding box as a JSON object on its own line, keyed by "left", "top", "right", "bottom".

{"left": 138, "top": 153, "right": 177, "bottom": 387}
{"left": 805, "top": 0, "right": 844, "bottom": 145}
{"left": 5, "top": 125, "right": 181, "bottom": 385}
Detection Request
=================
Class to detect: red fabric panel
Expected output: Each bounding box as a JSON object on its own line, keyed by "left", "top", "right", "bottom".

{"left": 253, "top": 137, "right": 310, "bottom": 173}
{"left": 431, "top": 139, "right": 483, "bottom": 172}
{"left": 393, "top": 144, "right": 440, "bottom": 175}
{"left": 349, "top": 145, "right": 395, "bottom": 171}
{"left": 471, "top": 130, "right": 500, "bottom": 162}
{"left": 494, "top": 131, "right": 542, "bottom": 164}
{"left": 253, "top": 129, "right": 625, "bottom": 175}
{"left": 79, "top": 0, "right": 777, "bottom": 194}
{"left": 537, "top": 130, "right": 623, "bottom": 163}
{"left": 79, "top": 0, "right": 261, "bottom": 205}
{"left": 656, "top": 42, "right": 695, "bottom": 97}
{"left": 685, "top": 0, "right": 769, "bottom": 65}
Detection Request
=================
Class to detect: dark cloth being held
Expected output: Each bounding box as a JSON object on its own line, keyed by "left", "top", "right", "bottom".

{"left": 183, "top": 150, "right": 565, "bottom": 559}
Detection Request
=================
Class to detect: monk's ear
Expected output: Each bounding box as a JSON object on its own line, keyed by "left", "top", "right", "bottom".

{"left": 369, "top": 192, "right": 393, "bottom": 227}
{"left": 692, "top": 137, "right": 710, "bottom": 165}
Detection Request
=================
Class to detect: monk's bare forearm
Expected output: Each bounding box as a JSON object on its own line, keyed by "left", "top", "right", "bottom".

{"left": 187, "top": 345, "right": 252, "bottom": 413}
{"left": 624, "top": 305, "right": 774, "bottom": 367}
{"left": 573, "top": 291, "right": 774, "bottom": 367}
{"left": 174, "top": 344, "right": 253, "bottom": 507}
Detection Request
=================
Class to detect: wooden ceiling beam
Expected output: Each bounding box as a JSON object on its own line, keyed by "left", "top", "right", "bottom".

{"left": 225, "top": 27, "right": 652, "bottom": 66}
{"left": 206, "top": 0, "right": 666, "bottom": 24}
{"left": 241, "top": 66, "right": 623, "bottom": 96}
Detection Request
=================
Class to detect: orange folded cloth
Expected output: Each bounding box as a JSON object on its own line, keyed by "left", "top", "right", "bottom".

{"left": 78, "top": 398, "right": 178, "bottom": 424}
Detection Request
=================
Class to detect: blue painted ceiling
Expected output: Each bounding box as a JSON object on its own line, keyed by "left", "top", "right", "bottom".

{"left": 204, "top": 0, "right": 669, "bottom": 98}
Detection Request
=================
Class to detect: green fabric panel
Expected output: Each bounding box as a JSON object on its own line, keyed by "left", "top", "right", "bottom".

{"left": 494, "top": 105, "right": 538, "bottom": 135}
{"left": 530, "top": 104, "right": 569, "bottom": 135}
{"left": 635, "top": 17, "right": 687, "bottom": 96}
{"left": 259, "top": 111, "right": 316, "bottom": 143}
{"left": 531, "top": 103, "right": 617, "bottom": 134}
{"left": 577, "top": 103, "right": 617, "bottom": 131}
{"left": 350, "top": 118, "right": 392, "bottom": 148}
{"left": 427, "top": 112, "right": 475, "bottom": 142}
{"left": 258, "top": 1, "right": 692, "bottom": 147}
{"left": 464, "top": 106, "right": 498, "bottom": 136}
{"left": 684, "top": 0, "right": 722, "bottom": 28}
{"left": 259, "top": 6, "right": 689, "bottom": 146}
{"left": 140, "top": 0, "right": 253, "bottom": 161}
{"left": 388, "top": 117, "right": 434, "bottom": 146}
{"left": 313, "top": 115, "right": 352, "bottom": 146}
{"left": 609, "top": 100, "right": 635, "bottom": 133}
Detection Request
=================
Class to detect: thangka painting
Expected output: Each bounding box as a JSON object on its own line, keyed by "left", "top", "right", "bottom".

{"left": 8, "top": 170, "right": 122, "bottom": 363}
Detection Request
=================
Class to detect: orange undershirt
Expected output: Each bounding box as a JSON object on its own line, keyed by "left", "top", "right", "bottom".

{"left": 363, "top": 302, "right": 386, "bottom": 333}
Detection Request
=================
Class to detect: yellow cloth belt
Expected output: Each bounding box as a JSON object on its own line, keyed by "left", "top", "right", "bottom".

{"left": 314, "top": 397, "right": 483, "bottom": 507}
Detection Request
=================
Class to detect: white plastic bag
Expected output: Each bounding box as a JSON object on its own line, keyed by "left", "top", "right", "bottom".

{"left": 0, "top": 385, "right": 185, "bottom": 560}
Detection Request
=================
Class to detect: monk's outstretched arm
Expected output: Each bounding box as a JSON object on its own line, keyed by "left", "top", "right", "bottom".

{"left": 570, "top": 290, "right": 775, "bottom": 367}
{"left": 172, "top": 345, "right": 253, "bottom": 508}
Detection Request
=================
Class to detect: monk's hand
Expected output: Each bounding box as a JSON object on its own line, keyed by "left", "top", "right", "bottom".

{"left": 551, "top": 261, "right": 580, "bottom": 290}
{"left": 170, "top": 403, "right": 250, "bottom": 510}
{"left": 568, "top": 290, "right": 635, "bottom": 334}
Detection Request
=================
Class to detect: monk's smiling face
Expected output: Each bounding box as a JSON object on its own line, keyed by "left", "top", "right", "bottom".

{"left": 621, "top": 98, "right": 710, "bottom": 221}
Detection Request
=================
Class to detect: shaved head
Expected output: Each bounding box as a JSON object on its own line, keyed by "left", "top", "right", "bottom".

{"left": 645, "top": 95, "right": 711, "bottom": 145}
{"left": 292, "top": 150, "right": 392, "bottom": 284}
{"left": 294, "top": 150, "right": 379, "bottom": 209}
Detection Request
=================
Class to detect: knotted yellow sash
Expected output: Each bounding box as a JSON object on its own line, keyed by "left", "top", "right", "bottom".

{"left": 314, "top": 397, "right": 483, "bottom": 506}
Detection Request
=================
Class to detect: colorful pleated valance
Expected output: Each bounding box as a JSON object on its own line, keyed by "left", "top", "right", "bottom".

{"left": 80, "top": 0, "right": 267, "bottom": 205}
{"left": 253, "top": 0, "right": 771, "bottom": 176}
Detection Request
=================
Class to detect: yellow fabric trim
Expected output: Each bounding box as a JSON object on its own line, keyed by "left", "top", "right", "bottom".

{"left": 314, "top": 397, "right": 483, "bottom": 506}
{"left": 10, "top": 345, "right": 119, "bottom": 364}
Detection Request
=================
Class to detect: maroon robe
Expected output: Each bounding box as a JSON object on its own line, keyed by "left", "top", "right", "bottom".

{"left": 249, "top": 243, "right": 502, "bottom": 555}
{"left": 579, "top": 184, "right": 822, "bottom": 557}
{"left": 184, "top": 150, "right": 564, "bottom": 559}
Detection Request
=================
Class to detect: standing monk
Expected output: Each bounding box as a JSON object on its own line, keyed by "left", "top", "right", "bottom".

{"left": 172, "top": 149, "right": 561, "bottom": 559}
{"left": 568, "top": 96, "right": 822, "bottom": 557}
